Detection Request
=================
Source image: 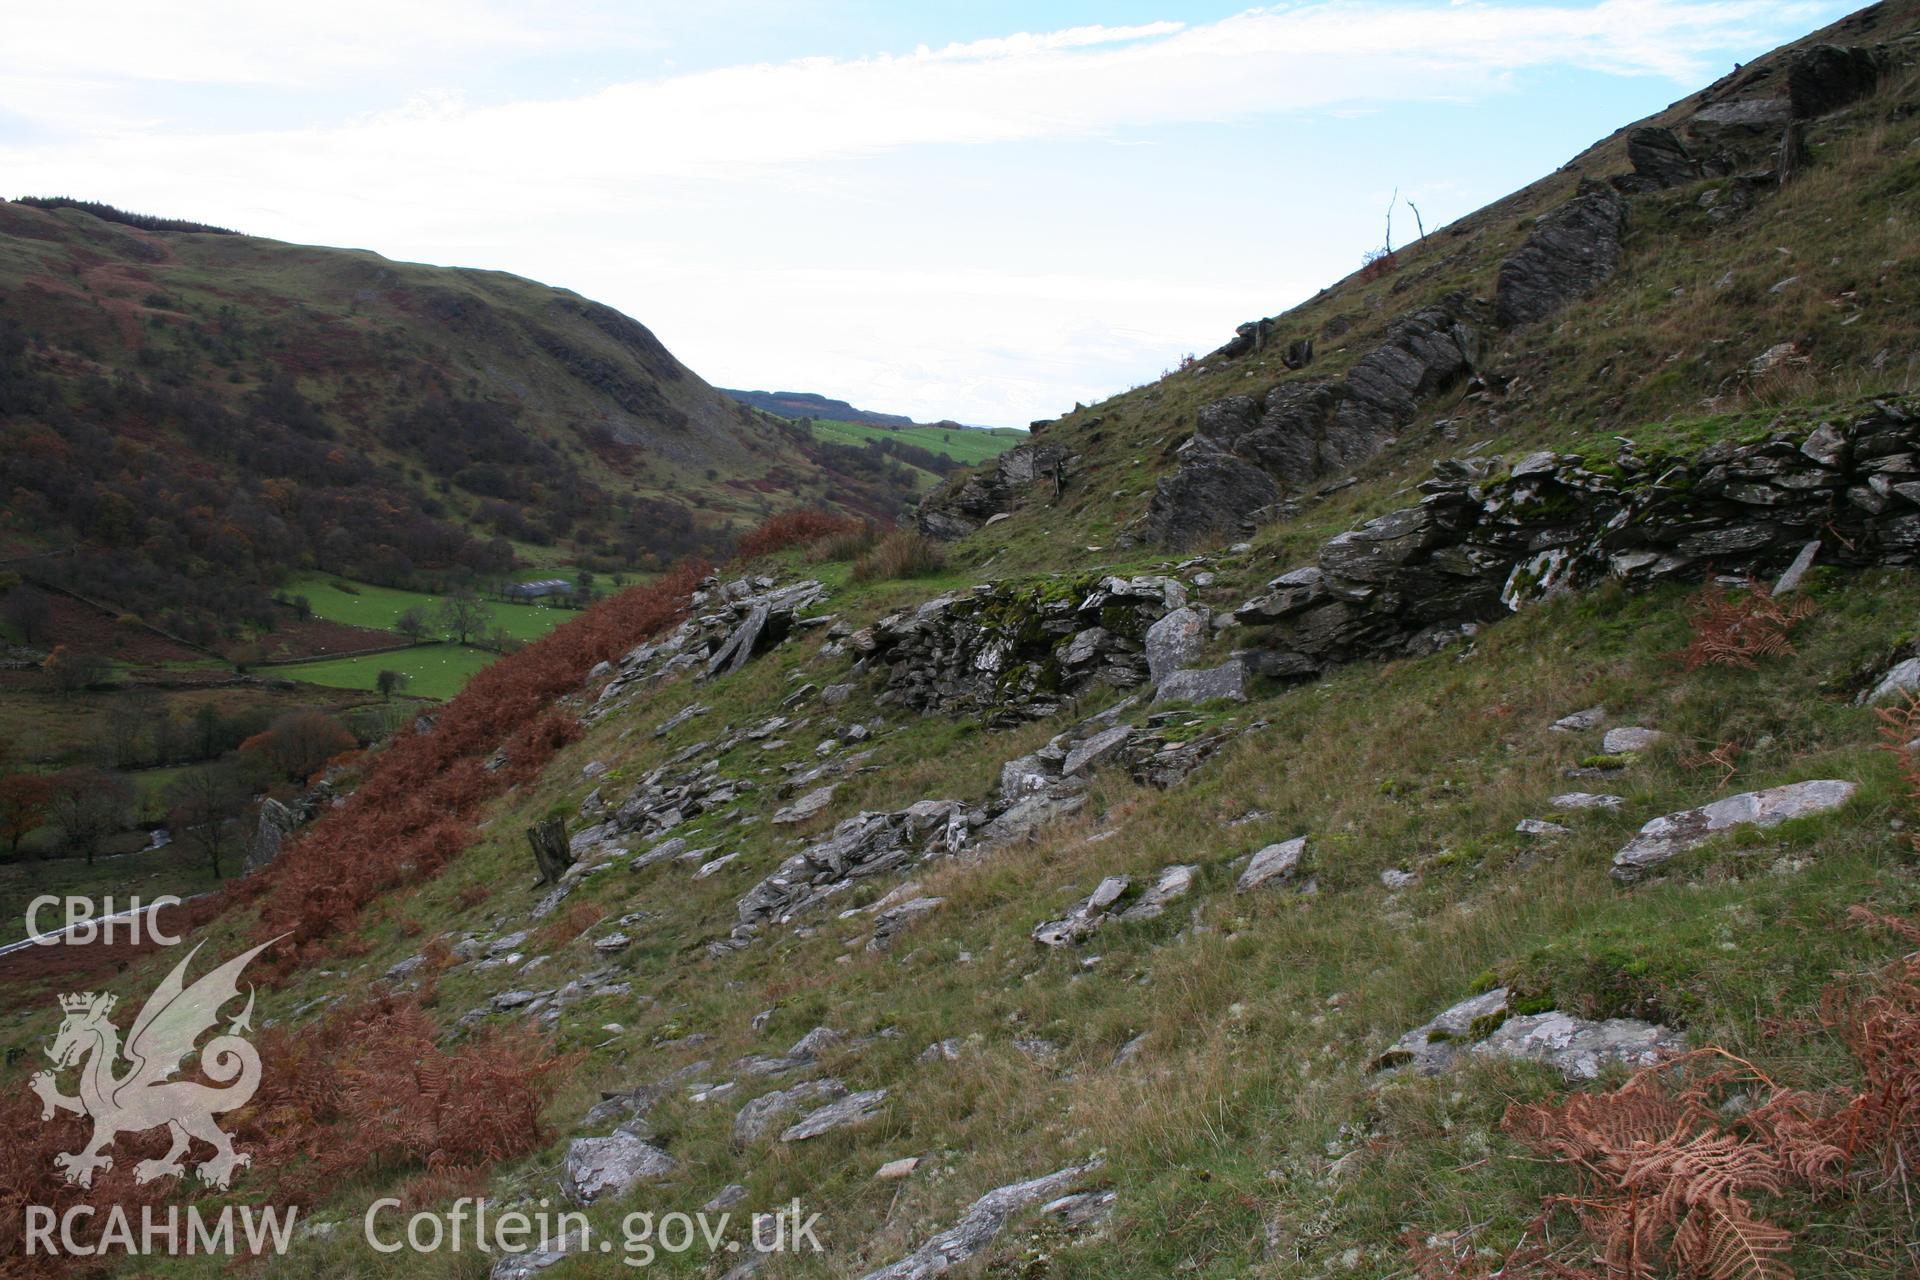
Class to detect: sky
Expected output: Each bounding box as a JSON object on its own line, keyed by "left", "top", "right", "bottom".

{"left": 0, "top": 1, "right": 1855, "bottom": 427}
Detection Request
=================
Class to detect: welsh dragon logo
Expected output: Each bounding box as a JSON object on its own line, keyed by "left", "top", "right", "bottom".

{"left": 28, "top": 936, "right": 284, "bottom": 1190}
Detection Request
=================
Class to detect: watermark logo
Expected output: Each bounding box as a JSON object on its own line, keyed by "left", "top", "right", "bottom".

{"left": 29, "top": 934, "right": 284, "bottom": 1191}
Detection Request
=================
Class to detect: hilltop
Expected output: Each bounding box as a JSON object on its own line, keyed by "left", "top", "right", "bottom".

{"left": 719, "top": 387, "right": 992, "bottom": 432}
{"left": 0, "top": 201, "right": 918, "bottom": 644}
{"left": 6, "top": 7, "right": 1920, "bottom": 1280}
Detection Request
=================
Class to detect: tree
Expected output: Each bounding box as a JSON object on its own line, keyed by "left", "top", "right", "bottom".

{"left": 48, "top": 768, "right": 135, "bottom": 865}
{"left": 191, "top": 702, "right": 222, "bottom": 759}
{"left": 43, "top": 645, "right": 111, "bottom": 693}
{"left": 100, "top": 695, "right": 152, "bottom": 769}
{"left": 239, "top": 709, "right": 355, "bottom": 784}
{"left": 166, "top": 763, "right": 249, "bottom": 879}
{"left": 375, "top": 669, "right": 411, "bottom": 701}
{"left": 0, "top": 773, "right": 54, "bottom": 860}
{"left": 434, "top": 592, "right": 489, "bottom": 645}
{"left": 394, "top": 605, "right": 431, "bottom": 643}
{"left": 1, "top": 585, "right": 53, "bottom": 645}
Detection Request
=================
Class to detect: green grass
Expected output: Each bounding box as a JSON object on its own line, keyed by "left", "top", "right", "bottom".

{"left": 286, "top": 575, "right": 576, "bottom": 643}
{"left": 273, "top": 642, "right": 497, "bottom": 700}
{"left": 150, "top": 554, "right": 1920, "bottom": 1280}
{"left": 807, "top": 417, "right": 1025, "bottom": 466}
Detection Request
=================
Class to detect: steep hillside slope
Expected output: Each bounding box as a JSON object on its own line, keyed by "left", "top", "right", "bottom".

{"left": 8, "top": 8, "right": 1920, "bottom": 1280}
{"left": 0, "top": 201, "right": 912, "bottom": 641}
{"left": 721, "top": 389, "right": 919, "bottom": 428}
{"left": 916, "top": 1, "right": 1920, "bottom": 570}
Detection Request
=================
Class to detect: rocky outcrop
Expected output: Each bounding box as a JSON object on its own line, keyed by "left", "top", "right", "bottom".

{"left": 1031, "top": 863, "right": 1196, "bottom": 945}
{"left": 866, "top": 576, "right": 1185, "bottom": 722}
{"left": 1149, "top": 297, "right": 1480, "bottom": 547}
{"left": 1144, "top": 607, "right": 1209, "bottom": 686}
{"left": 779, "top": 1088, "right": 888, "bottom": 1142}
{"left": 1495, "top": 179, "right": 1627, "bottom": 328}
{"left": 1788, "top": 43, "right": 1887, "bottom": 118}
{"left": 733, "top": 1078, "right": 848, "bottom": 1145}
{"left": 727, "top": 801, "right": 973, "bottom": 946}
{"left": 1610, "top": 126, "right": 1703, "bottom": 192}
{"left": 1378, "top": 988, "right": 1684, "bottom": 1081}
{"left": 857, "top": 1159, "right": 1106, "bottom": 1280}
{"left": 1143, "top": 456, "right": 1282, "bottom": 550}
{"left": 1236, "top": 837, "right": 1307, "bottom": 892}
{"left": 242, "top": 782, "right": 333, "bottom": 875}
{"left": 591, "top": 576, "right": 826, "bottom": 718}
{"left": 1610, "top": 779, "right": 1857, "bottom": 882}
{"left": 1229, "top": 401, "right": 1920, "bottom": 679}
{"left": 562, "top": 1131, "right": 676, "bottom": 1204}
{"left": 916, "top": 441, "right": 1073, "bottom": 540}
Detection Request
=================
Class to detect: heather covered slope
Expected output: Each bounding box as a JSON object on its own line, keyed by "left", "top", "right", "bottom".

{"left": 8, "top": 6, "right": 1920, "bottom": 1279}
{"left": 0, "top": 200, "right": 915, "bottom": 641}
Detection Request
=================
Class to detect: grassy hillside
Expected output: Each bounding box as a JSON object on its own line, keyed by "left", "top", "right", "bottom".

{"left": 0, "top": 200, "right": 915, "bottom": 644}
{"left": 920, "top": 4, "right": 1920, "bottom": 572}
{"left": 807, "top": 417, "right": 1027, "bottom": 466}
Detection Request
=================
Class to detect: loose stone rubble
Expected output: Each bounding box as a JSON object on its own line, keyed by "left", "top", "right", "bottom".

{"left": 591, "top": 577, "right": 828, "bottom": 720}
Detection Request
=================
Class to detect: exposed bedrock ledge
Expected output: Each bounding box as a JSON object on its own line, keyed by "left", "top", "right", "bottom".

{"left": 862, "top": 574, "right": 1187, "bottom": 722}
{"left": 916, "top": 440, "right": 1074, "bottom": 541}
{"left": 1229, "top": 400, "right": 1920, "bottom": 676}
{"left": 1150, "top": 294, "right": 1482, "bottom": 547}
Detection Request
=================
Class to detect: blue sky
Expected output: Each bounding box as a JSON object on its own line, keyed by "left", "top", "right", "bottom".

{"left": 0, "top": 1, "right": 1852, "bottom": 426}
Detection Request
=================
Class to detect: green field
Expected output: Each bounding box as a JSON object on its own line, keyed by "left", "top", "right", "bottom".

{"left": 276, "top": 642, "right": 499, "bottom": 700}
{"left": 287, "top": 575, "right": 576, "bottom": 643}
{"left": 807, "top": 418, "right": 1026, "bottom": 466}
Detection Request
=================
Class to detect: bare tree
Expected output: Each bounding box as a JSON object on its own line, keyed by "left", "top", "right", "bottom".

{"left": 166, "top": 763, "right": 249, "bottom": 879}
{"left": 43, "top": 646, "right": 110, "bottom": 694}
{"left": 48, "top": 768, "right": 135, "bottom": 865}
{"left": 1, "top": 585, "right": 53, "bottom": 646}
{"left": 394, "top": 605, "right": 431, "bottom": 643}
{"left": 375, "top": 669, "right": 410, "bottom": 701}
{"left": 434, "top": 593, "right": 490, "bottom": 645}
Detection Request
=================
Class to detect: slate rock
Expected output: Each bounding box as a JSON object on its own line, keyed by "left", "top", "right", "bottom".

{"left": 1146, "top": 455, "right": 1283, "bottom": 550}
{"left": 780, "top": 1088, "right": 888, "bottom": 1142}
{"left": 1788, "top": 43, "right": 1885, "bottom": 118}
{"left": 1551, "top": 792, "right": 1625, "bottom": 812}
{"left": 1472, "top": 1011, "right": 1685, "bottom": 1081}
{"left": 1236, "top": 837, "right": 1307, "bottom": 892}
{"left": 733, "top": 1078, "right": 848, "bottom": 1145}
{"left": 1117, "top": 864, "right": 1197, "bottom": 921}
{"left": 1145, "top": 608, "right": 1210, "bottom": 686}
{"left": 562, "top": 1132, "right": 676, "bottom": 1204}
{"left": 1549, "top": 707, "right": 1605, "bottom": 733}
{"left": 1611, "top": 779, "right": 1857, "bottom": 882}
{"left": 773, "top": 785, "right": 836, "bottom": 825}
{"left": 489, "top": 1227, "right": 588, "bottom": 1279}
{"left": 1495, "top": 179, "right": 1627, "bottom": 328}
{"left": 1375, "top": 988, "right": 1512, "bottom": 1074}
{"left": 1602, "top": 726, "right": 1665, "bottom": 754}
{"left": 1062, "top": 725, "right": 1134, "bottom": 777}
{"left": 1153, "top": 659, "right": 1248, "bottom": 705}
{"left": 1864, "top": 657, "right": 1920, "bottom": 705}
